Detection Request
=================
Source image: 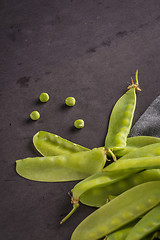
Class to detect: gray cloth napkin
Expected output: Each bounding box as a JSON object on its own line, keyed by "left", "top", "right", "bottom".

{"left": 129, "top": 95, "right": 160, "bottom": 138}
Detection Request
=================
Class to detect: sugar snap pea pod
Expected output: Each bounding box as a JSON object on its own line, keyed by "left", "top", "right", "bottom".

{"left": 16, "top": 147, "right": 106, "bottom": 182}
{"left": 103, "top": 156, "right": 160, "bottom": 172}
{"left": 115, "top": 136, "right": 160, "bottom": 158}
{"left": 71, "top": 181, "right": 160, "bottom": 240}
{"left": 33, "top": 131, "right": 89, "bottom": 156}
{"left": 105, "top": 70, "right": 141, "bottom": 155}
{"left": 120, "top": 142, "right": 160, "bottom": 160}
{"left": 107, "top": 220, "right": 139, "bottom": 240}
{"left": 80, "top": 169, "right": 160, "bottom": 207}
{"left": 107, "top": 231, "right": 152, "bottom": 240}
{"left": 80, "top": 143, "right": 160, "bottom": 207}
{"left": 126, "top": 204, "right": 160, "bottom": 240}
{"left": 60, "top": 170, "right": 136, "bottom": 223}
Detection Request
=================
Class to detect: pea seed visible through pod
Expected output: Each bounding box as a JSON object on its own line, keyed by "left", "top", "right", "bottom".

{"left": 114, "top": 136, "right": 160, "bottom": 158}
{"left": 71, "top": 182, "right": 160, "bottom": 240}
{"left": 105, "top": 70, "right": 141, "bottom": 155}
{"left": 16, "top": 147, "right": 106, "bottom": 182}
{"left": 33, "top": 131, "right": 89, "bottom": 156}
{"left": 60, "top": 171, "right": 135, "bottom": 224}
{"left": 103, "top": 156, "right": 160, "bottom": 172}
{"left": 80, "top": 169, "right": 160, "bottom": 208}
{"left": 126, "top": 204, "right": 160, "bottom": 240}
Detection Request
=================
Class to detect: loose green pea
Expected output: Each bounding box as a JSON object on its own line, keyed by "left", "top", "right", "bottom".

{"left": 65, "top": 97, "right": 76, "bottom": 106}
{"left": 30, "top": 111, "right": 40, "bottom": 120}
{"left": 74, "top": 119, "right": 84, "bottom": 129}
{"left": 39, "top": 92, "right": 49, "bottom": 102}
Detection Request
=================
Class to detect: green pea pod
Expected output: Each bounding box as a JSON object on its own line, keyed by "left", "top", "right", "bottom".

{"left": 105, "top": 70, "right": 140, "bottom": 153}
{"left": 120, "top": 142, "right": 160, "bottom": 160}
{"left": 107, "top": 220, "right": 138, "bottom": 240}
{"left": 80, "top": 169, "right": 160, "bottom": 207}
{"left": 80, "top": 143, "right": 160, "bottom": 207}
{"left": 60, "top": 171, "right": 135, "bottom": 224}
{"left": 126, "top": 204, "right": 160, "bottom": 240}
{"left": 115, "top": 136, "right": 160, "bottom": 158}
{"left": 103, "top": 156, "right": 160, "bottom": 172}
{"left": 16, "top": 147, "right": 106, "bottom": 182}
{"left": 71, "top": 171, "right": 134, "bottom": 202}
{"left": 107, "top": 228, "right": 153, "bottom": 240}
{"left": 33, "top": 131, "right": 89, "bottom": 156}
{"left": 71, "top": 181, "right": 160, "bottom": 240}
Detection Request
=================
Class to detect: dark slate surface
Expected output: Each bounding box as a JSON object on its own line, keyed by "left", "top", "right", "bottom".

{"left": 130, "top": 95, "right": 160, "bottom": 137}
{"left": 0, "top": 1, "right": 160, "bottom": 239}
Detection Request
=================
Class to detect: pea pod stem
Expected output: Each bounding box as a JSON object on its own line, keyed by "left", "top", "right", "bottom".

{"left": 60, "top": 171, "right": 134, "bottom": 224}
{"left": 107, "top": 149, "right": 117, "bottom": 162}
{"left": 60, "top": 199, "right": 79, "bottom": 224}
{"left": 128, "top": 70, "right": 141, "bottom": 91}
{"left": 105, "top": 71, "right": 139, "bottom": 152}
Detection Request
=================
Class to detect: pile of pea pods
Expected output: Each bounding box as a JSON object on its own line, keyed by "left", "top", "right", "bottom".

{"left": 16, "top": 70, "right": 160, "bottom": 240}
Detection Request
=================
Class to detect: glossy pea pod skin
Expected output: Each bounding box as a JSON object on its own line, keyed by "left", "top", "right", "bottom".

{"left": 79, "top": 143, "right": 160, "bottom": 207}
{"left": 33, "top": 131, "right": 89, "bottom": 156}
{"left": 106, "top": 220, "right": 139, "bottom": 240}
{"left": 126, "top": 204, "right": 160, "bottom": 240}
{"left": 105, "top": 87, "right": 137, "bottom": 151}
{"left": 103, "top": 142, "right": 160, "bottom": 172}
{"left": 107, "top": 230, "right": 155, "bottom": 240}
{"left": 16, "top": 147, "right": 106, "bottom": 182}
{"left": 60, "top": 171, "right": 135, "bottom": 223}
{"left": 71, "top": 170, "right": 134, "bottom": 202}
{"left": 120, "top": 142, "right": 160, "bottom": 160}
{"left": 80, "top": 169, "right": 160, "bottom": 207}
{"left": 106, "top": 226, "right": 132, "bottom": 240}
{"left": 71, "top": 182, "right": 160, "bottom": 240}
{"left": 103, "top": 156, "right": 160, "bottom": 173}
{"left": 115, "top": 136, "right": 160, "bottom": 158}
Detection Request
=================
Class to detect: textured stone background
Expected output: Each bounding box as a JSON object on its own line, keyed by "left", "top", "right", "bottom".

{"left": 0, "top": 1, "right": 160, "bottom": 239}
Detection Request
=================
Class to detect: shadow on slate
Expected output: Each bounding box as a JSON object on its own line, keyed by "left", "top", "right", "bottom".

{"left": 129, "top": 95, "right": 160, "bottom": 138}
